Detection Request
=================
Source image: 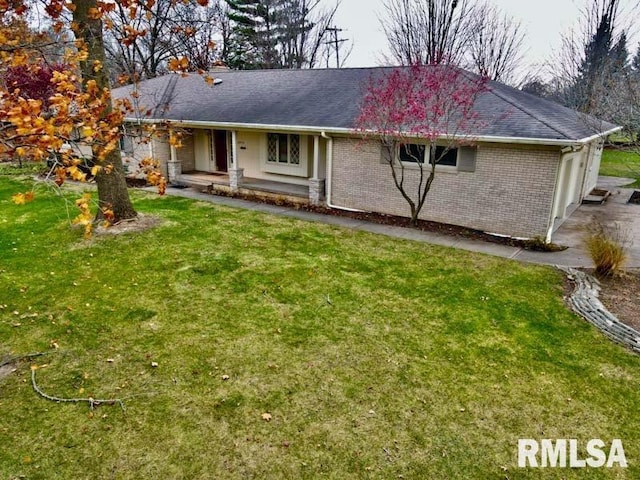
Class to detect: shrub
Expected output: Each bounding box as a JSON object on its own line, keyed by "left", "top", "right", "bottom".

{"left": 585, "top": 221, "right": 629, "bottom": 277}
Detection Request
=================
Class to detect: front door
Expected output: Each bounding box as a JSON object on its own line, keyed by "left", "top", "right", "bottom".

{"left": 194, "top": 130, "right": 214, "bottom": 172}
{"left": 213, "top": 130, "right": 228, "bottom": 172}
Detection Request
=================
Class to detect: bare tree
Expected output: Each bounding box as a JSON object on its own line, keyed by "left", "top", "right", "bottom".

{"left": 104, "top": 0, "right": 176, "bottom": 81}
{"left": 380, "top": 0, "right": 475, "bottom": 66}
{"left": 104, "top": 0, "right": 226, "bottom": 82}
{"left": 172, "top": 1, "right": 229, "bottom": 71}
{"left": 466, "top": 2, "right": 525, "bottom": 84}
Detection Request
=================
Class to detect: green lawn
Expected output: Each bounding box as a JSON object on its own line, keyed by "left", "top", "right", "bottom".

{"left": 600, "top": 149, "right": 640, "bottom": 187}
{"left": 1, "top": 177, "right": 639, "bottom": 479}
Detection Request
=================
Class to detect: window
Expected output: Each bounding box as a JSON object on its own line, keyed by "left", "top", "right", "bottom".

{"left": 119, "top": 132, "right": 134, "bottom": 154}
{"left": 399, "top": 144, "right": 458, "bottom": 167}
{"left": 268, "top": 133, "right": 300, "bottom": 165}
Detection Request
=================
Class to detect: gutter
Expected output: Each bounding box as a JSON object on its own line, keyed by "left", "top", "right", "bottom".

{"left": 123, "top": 117, "right": 622, "bottom": 148}
{"left": 576, "top": 125, "right": 622, "bottom": 144}
{"left": 321, "top": 131, "right": 365, "bottom": 213}
{"left": 125, "top": 117, "right": 351, "bottom": 136}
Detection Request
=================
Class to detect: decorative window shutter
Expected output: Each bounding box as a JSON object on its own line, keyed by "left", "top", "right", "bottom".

{"left": 457, "top": 146, "right": 477, "bottom": 172}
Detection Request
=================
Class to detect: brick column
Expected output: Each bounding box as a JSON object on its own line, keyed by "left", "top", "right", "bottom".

{"left": 167, "top": 131, "right": 181, "bottom": 183}
{"left": 229, "top": 168, "right": 244, "bottom": 192}
{"left": 167, "top": 161, "right": 182, "bottom": 183}
{"left": 309, "top": 135, "right": 325, "bottom": 205}
{"left": 309, "top": 178, "right": 325, "bottom": 205}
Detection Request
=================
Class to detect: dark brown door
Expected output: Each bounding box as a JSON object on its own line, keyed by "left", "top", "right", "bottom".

{"left": 213, "top": 130, "right": 228, "bottom": 172}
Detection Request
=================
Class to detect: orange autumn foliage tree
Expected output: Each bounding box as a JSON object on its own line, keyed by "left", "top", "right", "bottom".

{"left": 1, "top": 0, "right": 209, "bottom": 235}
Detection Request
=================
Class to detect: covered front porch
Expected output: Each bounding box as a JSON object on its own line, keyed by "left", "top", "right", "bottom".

{"left": 164, "top": 127, "right": 328, "bottom": 205}
{"left": 174, "top": 171, "right": 311, "bottom": 204}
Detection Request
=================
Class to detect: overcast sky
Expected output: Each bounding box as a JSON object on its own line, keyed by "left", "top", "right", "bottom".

{"left": 333, "top": 0, "right": 639, "bottom": 76}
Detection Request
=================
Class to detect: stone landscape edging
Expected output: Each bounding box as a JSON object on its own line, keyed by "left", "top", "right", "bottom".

{"left": 558, "top": 266, "right": 640, "bottom": 354}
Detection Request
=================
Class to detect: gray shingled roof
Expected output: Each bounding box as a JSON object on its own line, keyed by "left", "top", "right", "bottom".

{"left": 112, "top": 67, "right": 619, "bottom": 144}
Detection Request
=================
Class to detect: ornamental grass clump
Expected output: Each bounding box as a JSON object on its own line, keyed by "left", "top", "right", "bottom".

{"left": 585, "top": 221, "right": 629, "bottom": 277}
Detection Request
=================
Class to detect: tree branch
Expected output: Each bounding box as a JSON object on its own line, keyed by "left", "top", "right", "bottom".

{"left": 31, "top": 367, "right": 126, "bottom": 412}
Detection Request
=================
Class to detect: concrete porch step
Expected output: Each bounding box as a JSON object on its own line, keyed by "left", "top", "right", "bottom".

{"left": 239, "top": 181, "right": 308, "bottom": 199}
{"left": 582, "top": 188, "right": 611, "bottom": 205}
{"left": 174, "top": 174, "right": 214, "bottom": 189}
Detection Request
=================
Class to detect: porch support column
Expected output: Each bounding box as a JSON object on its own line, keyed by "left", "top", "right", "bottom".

{"left": 309, "top": 134, "right": 325, "bottom": 205}
{"left": 166, "top": 130, "right": 182, "bottom": 183}
{"left": 228, "top": 130, "right": 243, "bottom": 192}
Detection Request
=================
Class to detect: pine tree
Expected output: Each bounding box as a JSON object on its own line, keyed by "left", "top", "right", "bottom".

{"left": 610, "top": 31, "right": 629, "bottom": 76}
{"left": 631, "top": 43, "right": 640, "bottom": 75}
{"left": 575, "top": 7, "right": 615, "bottom": 112}
{"left": 568, "top": 1, "right": 631, "bottom": 115}
{"left": 224, "top": 0, "right": 323, "bottom": 70}
{"left": 225, "top": 0, "right": 284, "bottom": 69}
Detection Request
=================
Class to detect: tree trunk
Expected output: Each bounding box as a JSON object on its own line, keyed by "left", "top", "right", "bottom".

{"left": 409, "top": 209, "right": 419, "bottom": 226}
{"left": 72, "top": 0, "right": 137, "bottom": 222}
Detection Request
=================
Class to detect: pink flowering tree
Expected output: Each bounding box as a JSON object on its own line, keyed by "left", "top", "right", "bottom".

{"left": 355, "top": 64, "right": 489, "bottom": 225}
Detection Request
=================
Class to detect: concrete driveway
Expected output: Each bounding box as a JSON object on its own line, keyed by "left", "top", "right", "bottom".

{"left": 515, "top": 177, "right": 640, "bottom": 268}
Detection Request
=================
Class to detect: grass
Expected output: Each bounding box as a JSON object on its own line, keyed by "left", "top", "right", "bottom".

{"left": 0, "top": 161, "right": 45, "bottom": 176}
{"left": 1, "top": 176, "right": 640, "bottom": 479}
{"left": 600, "top": 149, "right": 640, "bottom": 187}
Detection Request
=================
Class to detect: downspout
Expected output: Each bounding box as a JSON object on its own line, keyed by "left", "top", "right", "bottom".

{"left": 321, "top": 131, "right": 365, "bottom": 212}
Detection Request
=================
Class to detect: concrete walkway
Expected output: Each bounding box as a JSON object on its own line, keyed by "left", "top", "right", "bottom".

{"left": 152, "top": 176, "right": 639, "bottom": 268}
{"left": 515, "top": 177, "right": 639, "bottom": 267}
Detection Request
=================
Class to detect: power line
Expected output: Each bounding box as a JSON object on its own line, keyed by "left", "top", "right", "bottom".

{"left": 324, "top": 26, "right": 348, "bottom": 68}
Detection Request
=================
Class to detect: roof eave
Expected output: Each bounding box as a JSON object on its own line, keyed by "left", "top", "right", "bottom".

{"left": 576, "top": 125, "right": 623, "bottom": 144}
{"left": 123, "top": 117, "right": 623, "bottom": 147}
{"left": 123, "top": 117, "right": 353, "bottom": 135}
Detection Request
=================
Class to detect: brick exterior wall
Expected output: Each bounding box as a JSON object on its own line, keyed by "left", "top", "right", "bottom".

{"left": 331, "top": 138, "right": 561, "bottom": 238}
{"left": 176, "top": 130, "right": 195, "bottom": 172}
{"left": 151, "top": 134, "right": 171, "bottom": 177}
{"left": 122, "top": 127, "right": 150, "bottom": 177}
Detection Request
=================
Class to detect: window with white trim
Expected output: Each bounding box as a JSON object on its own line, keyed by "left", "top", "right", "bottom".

{"left": 268, "top": 133, "right": 300, "bottom": 165}
{"left": 399, "top": 143, "right": 457, "bottom": 167}
{"left": 119, "top": 127, "right": 134, "bottom": 154}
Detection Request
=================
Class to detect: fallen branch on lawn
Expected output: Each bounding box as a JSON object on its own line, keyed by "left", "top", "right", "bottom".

{"left": 31, "top": 368, "right": 126, "bottom": 412}
{"left": 0, "top": 351, "right": 49, "bottom": 368}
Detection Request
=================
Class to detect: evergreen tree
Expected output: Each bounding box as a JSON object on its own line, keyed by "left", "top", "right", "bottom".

{"left": 631, "top": 43, "right": 640, "bottom": 75}
{"left": 225, "top": 0, "right": 284, "bottom": 69}
{"left": 574, "top": 4, "right": 615, "bottom": 112}
{"left": 224, "top": 0, "right": 336, "bottom": 70}
{"left": 610, "top": 31, "right": 629, "bottom": 76}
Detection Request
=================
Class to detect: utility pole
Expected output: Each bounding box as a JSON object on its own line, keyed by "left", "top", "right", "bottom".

{"left": 324, "top": 26, "right": 347, "bottom": 68}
